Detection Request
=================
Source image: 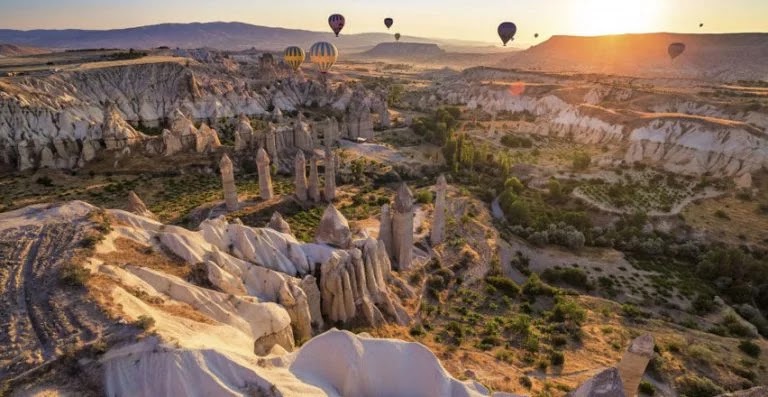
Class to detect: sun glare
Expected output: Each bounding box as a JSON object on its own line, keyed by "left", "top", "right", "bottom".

{"left": 570, "top": 0, "right": 662, "bottom": 36}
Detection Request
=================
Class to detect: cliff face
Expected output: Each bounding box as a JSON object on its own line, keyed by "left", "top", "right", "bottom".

{"left": 0, "top": 59, "right": 388, "bottom": 170}
{"left": 421, "top": 74, "right": 768, "bottom": 179}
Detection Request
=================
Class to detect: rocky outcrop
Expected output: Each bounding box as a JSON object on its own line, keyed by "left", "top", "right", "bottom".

{"left": 219, "top": 154, "right": 238, "bottom": 211}
{"left": 617, "top": 334, "right": 654, "bottom": 397}
{"left": 431, "top": 175, "right": 447, "bottom": 245}
{"left": 102, "top": 102, "right": 144, "bottom": 151}
{"left": 234, "top": 114, "right": 255, "bottom": 151}
{"left": 716, "top": 387, "right": 768, "bottom": 397}
{"left": 268, "top": 212, "right": 292, "bottom": 235}
{"left": 392, "top": 183, "right": 414, "bottom": 270}
{"left": 308, "top": 155, "right": 320, "bottom": 202}
{"left": 379, "top": 204, "right": 394, "bottom": 256}
{"left": 256, "top": 148, "right": 274, "bottom": 200}
{"left": 324, "top": 148, "right": 336, "bottom": 202}
{"left": 294, "top": 151, "right": 308, "bottom": 201}
{"left": 315, "top": 205, "right": 352, "bottom": 249}
{"left": 127, "top": 191, "right": 156, "bottom": 220}
{"left": 0, "top": 61, "right": 388, "bottom": 171}
{"left": 567, "top": 368, "right": 625, "bottom": 397}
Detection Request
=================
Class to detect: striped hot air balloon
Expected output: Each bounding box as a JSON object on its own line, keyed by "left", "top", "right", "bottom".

{"left": 328, "top": 14, "right": 345, "bottom": 37}
{"left": 283, "top": 46, "right": 305, "bottom": 71}
{"left": 309, "top": 42, "right": 338, "bottom": 73}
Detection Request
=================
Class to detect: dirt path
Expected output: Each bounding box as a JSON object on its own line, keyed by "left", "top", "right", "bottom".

{"left": 0, "top": 222, "right": 114, "bottom": 381}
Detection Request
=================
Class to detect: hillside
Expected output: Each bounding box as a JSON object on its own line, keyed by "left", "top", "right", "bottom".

{"left": 362, "top": 42, "right": 446, "bottom": 59}
{"left": 499, "top": 33, "right": 768, "bottom": 81}
{"left": 0, "top": 22, "right": 491, "bottom": 52}
{"left": 0, "top": 43, "right": 49, "bottom": 57}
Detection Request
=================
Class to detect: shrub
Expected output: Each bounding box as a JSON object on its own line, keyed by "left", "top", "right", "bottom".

{"left": 638, "top": 380, "right": 655, "bottom": 396}
{"left": 36, "top": 176, "right": 54, "bottom": 187}
{"left": 714, "top": 209, "right": 730, "bottom": 220}
{"left": 519, "top": 376, "right": 533, "bottom": 389}
{"left": 572, "top": 152, "right": 591, "bottom": 171}
{"left": 134, "top": 315, "right": 156, "bottom": 331}
{"left": 409, "top": 324, "right": 426, "bottom": 337}
{"left": 485, "top": 276, "right": 520, "bottom": 297}
{"left": 59, "top": 264, "right": 91, "bottom": 287}
{"left": 738, "top": 340, "right": 761, "bottom": 358}
{"left": 542, "top": 267, "right": 589, "bottom": 289}
{"left": 522, "top": 274, "right": 556, "bottom": 297}
{"left": 675, "top": 375, "right": 724, "bottom": 397}
{"left": 549, "top": 298, "right": 587, "bottom": 325}
{"left": 415, "top": 190, "right": 433, "bottom": 204}
{"left": 504, "top": 177, "right": 525, "bottom": 194}
{"left": 549, "top": 351, "right": 565, "bottom": 366}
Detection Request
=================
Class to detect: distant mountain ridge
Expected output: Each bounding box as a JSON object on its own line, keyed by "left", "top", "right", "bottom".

{"left": 0, "top": 21, "right": 491, "bottom": 52}
{"left": 362, "top": 42, "right": 446, "bottom": 59}
{"left": 499, "top": 32, "right": 768, "bottom": 81}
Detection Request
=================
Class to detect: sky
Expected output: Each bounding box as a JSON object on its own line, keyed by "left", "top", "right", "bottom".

{"left": 1, "top": 0, "right": 767, "bottom": 44}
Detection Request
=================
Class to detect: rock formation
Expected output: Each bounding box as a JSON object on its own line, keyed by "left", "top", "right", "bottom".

{"left": 102, "top": 102, "right": 143, "bottom": 151}
{"left": 294, "top": 151, "right": 308, "bottom": 202}
{"left": 219, "top": 154, "right": 238, "bottom": 211}
{"left": 268, "top": 212, "right": 292, "bottom": 235}
{"left": 617, "top": 334, "right": 654, "bottom": 397}
{"left": 256, "top": 148, "right": 274, "bottom": 200}
{"left": 379, "top": 204, "right": 393, "bottom": 255}
{"left": 308, "top": 155, "right": 320, "bottom": 202}
{"left": 716, "top": 387, "right": 768, "bottom": 397}
{"left": 293, "top": 113, "right": 314, "bottom": 151}
{"left": 234, "top": 114, "right": 255, "bottom": 151}
{"left": 324, "top": 148, "right": 336, "bottom": 202}
{"left": 127, "top": 191, "right": 156, "bottom": 220}
{"left": 567, "top": 368, "right": 625, "bottom": 397}
{"left": 315, "top": 205, "right": 352, "bottom": 249}
{"left": 431, "top": 175, "right": 447, "bottom": 245}
{"left": 266, "top": 124, "right": 278, "bottom": 162}
{"left": 391, "top": 183, "right": 414, "bottom": 270}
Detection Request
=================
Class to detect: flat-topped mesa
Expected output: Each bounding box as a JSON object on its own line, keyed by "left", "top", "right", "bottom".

{"left": 268, "top": 212, "right": 292, "bottom": 235}
{"left": 219, "top": 154, "right": 238, "bottom": 211}
{"left": 234, "top": 114, "right": 255, "bottom": 151}
{"left": 308, "top": 155, "right": 321, "bottom": 202}
{"left": 315, "top": 205, "right": 352, "bottom": 249}
{"left": 324, "top": 148, "right": 336, "bottom": 202}
{"left": 294, "top": 151, "right": 308, "bottom": 202}
{"left": 392, "top": 183, "right": 414, "bottom": 270}
{"left": 256, "top": 148, "right": 274, "bottom": 200}
{"left": 127, "top": 190, "right": 157, "bottom": 220}
{"left": 618, "top": 334, "right": 655, "bottom": 397}
{"left": 431, "top": 175, "right": 448, "bottom": 245}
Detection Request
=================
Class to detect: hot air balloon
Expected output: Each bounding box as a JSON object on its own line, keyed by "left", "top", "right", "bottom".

{"left": 328, "top": 14, "right": 345, "bottom": 37}
{"left": 395, "top": 33, "right": 401, "bottom": 42}
{"left": 699, "top": 23, "right": 704, "bottom": 28}
{"left": 384, "top": 18, "right": 394, "bottom": 29}
{"left": 283, "top": 46, "right": 305, "bottom": 72}
{"left": 534, "top": 33, "right": 539, "bottom": 39}
{"left": 498, "top": 22, "right": 517, "bottom": 46}
{"left": 668, "top": 42, "right": 686, "bottom": 60}
{"left": 309, "top": 41, "right": 338, "bottom": 73}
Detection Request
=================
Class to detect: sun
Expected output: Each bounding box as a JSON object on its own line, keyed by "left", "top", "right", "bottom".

{"left": 570, "top": 0, "right": 662, "bottom": 36}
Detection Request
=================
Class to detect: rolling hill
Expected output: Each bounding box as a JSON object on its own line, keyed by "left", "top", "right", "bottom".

{"left": 0, "top": 22, "right": 492, "bottom": 52}
{"left": 0, "top": 43, "right": 49, "bottom": 57}
{"left": 498, "top": 33, "right": 768, "bottom": 81}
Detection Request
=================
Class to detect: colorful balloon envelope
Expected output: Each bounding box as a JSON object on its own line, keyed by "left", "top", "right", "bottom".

{"left": 534, "top": 33, "right": 539, "bottom": 39}
{"left": 328, "top": 14, "right": 345, "bottom": 37}
{"left": 283, "top": 46, "right": 305, "bottom": 71}
{"left": 309, "top": 41, "right": 339, "bottom": 73}
{"left": 395, "top": 33, "right": 401, "bottom": 42}
{"left": 668, "top": 42, "right": 686, "bottom": 60}
{"left": 384, "top": 18, "right": 394, "bottom": 29}
{"left": 498, "top": 22, "right": 517, "bottom": 46}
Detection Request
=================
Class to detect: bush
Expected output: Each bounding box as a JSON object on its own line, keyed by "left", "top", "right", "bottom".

{"left": 572, "top": 152, "right": 591, "bottom": 171}
{"left": 485, "top": 276, "right": 520, "bottom": 297}
{"left": 519, "top": 376, "right": 533, "bottom": 389}
{"left": 638, "top": 380, "right": 656, "bottom": 396}
{"left": 415, "top": 190, "right": 433, "bottom": 205}
{"left": 409, "top": 324, "right": 426, "bottom": 337}
{"left": 675, "top": 375, "right": 724, "bottom": 397}
{"left": 738, "top": 340, "right": 761, "bottom": 358}
{"left": 549, "top": 351, "right": 565, "bottom": 366}
{"left": 36, "top": 176, "right": 54, "bottom": 187}
{"left": 59, "top": 263, "right": 91, "bottom": 287}
{"left": 542, "top": 267, "right": 589, "bottom": 289}
{"left": 549, "top": 298, "right": 587, "bottom": 325}
{"left": 522, "top": 274, "right": 557, "bottom": 297}
{"left": 134, "top": 315, "right": 156, "bottom": 331}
